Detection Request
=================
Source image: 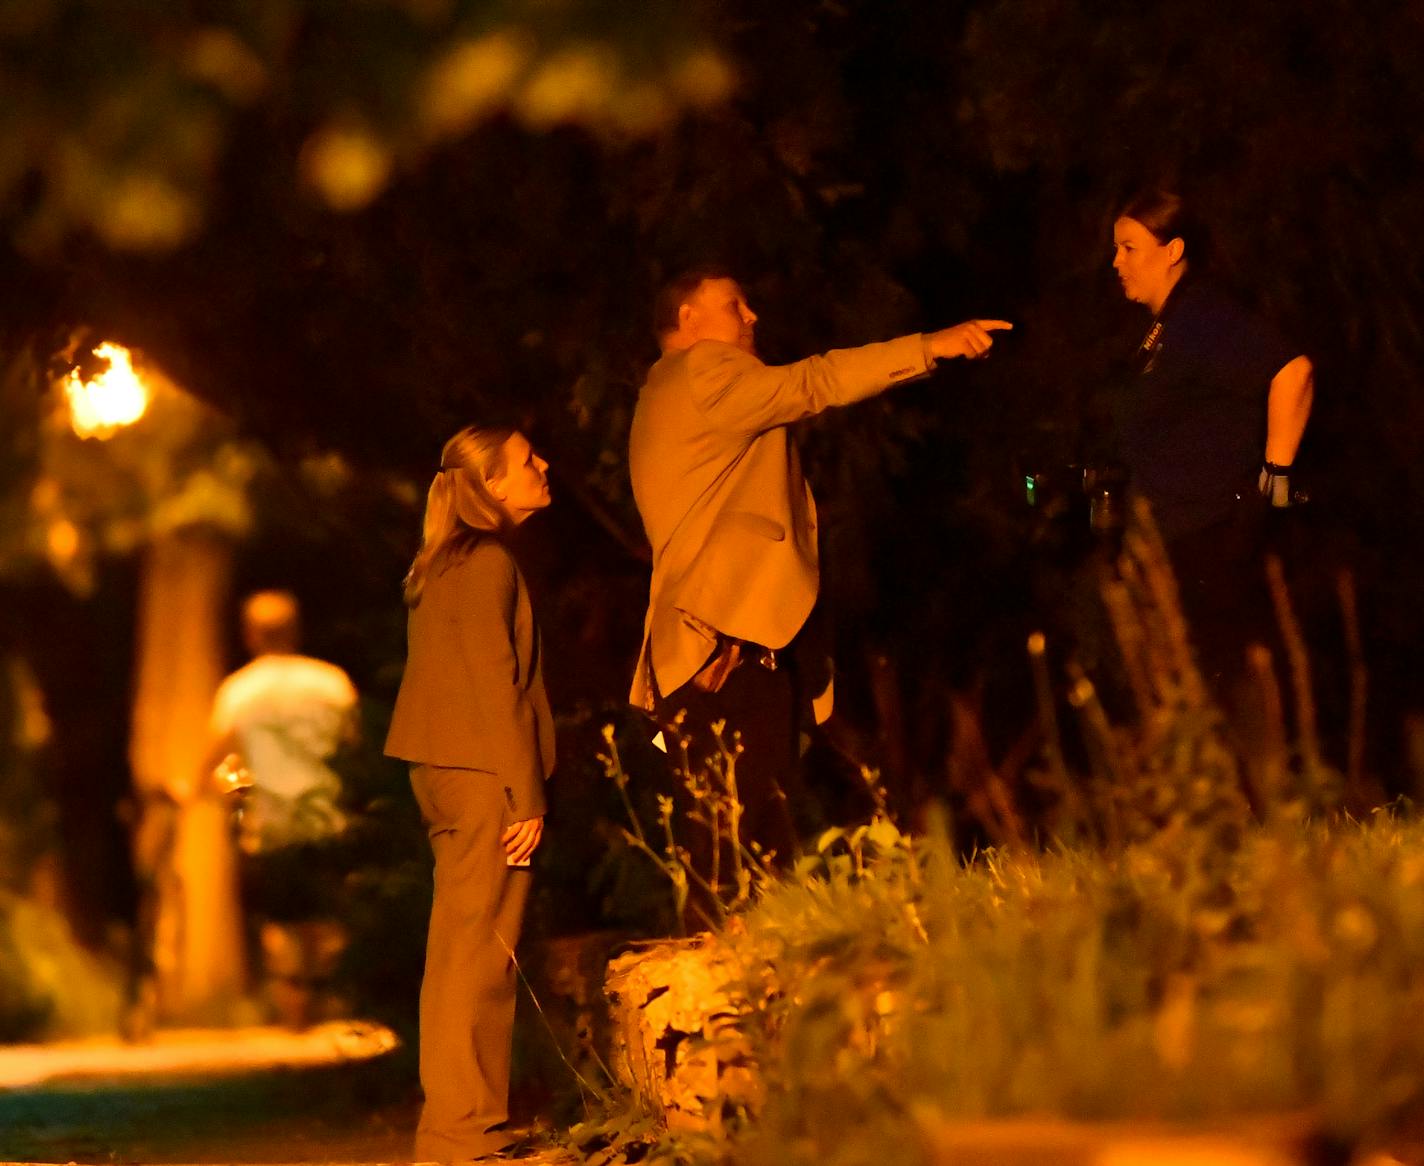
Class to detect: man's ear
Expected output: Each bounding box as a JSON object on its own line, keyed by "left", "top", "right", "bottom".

{"left": 1167, "top": 236, "right": 1186, "bottom": 267}
{"left": 677, "top": 300, "right": 696, "bottom": 332}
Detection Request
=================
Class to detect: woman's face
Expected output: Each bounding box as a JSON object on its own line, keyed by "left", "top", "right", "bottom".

{"left": 1112, "top": 216, "right": 1185, "bottom": 313}
{"left": 488, "top": 431, "right": 551, "bottom": 524}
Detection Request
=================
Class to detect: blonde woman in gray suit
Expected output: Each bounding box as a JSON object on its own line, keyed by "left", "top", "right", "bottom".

{"left": 385, "top": 425, "right": 555, "bottom": 1163}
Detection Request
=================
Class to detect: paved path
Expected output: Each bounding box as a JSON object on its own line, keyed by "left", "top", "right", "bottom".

{"left": 0, "top": 1022, "right": 418, "bottom": 1163}
{"left": 0, "top": 1022, "right": 398, "bottom": 1090}
{"left": 0, "top": 1021, "right": 580, "bottom": 1164}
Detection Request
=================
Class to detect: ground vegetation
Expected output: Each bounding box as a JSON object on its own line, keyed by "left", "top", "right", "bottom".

{"left": 0, "top": 0, "right": 1422, "bottom": 1059}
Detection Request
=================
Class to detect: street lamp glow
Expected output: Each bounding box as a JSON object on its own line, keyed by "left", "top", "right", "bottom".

{"left": 64, "top": 342, "right": 150, "bottom": 439}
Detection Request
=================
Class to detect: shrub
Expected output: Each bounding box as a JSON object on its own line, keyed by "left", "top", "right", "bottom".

{"left": 0, "top": 890, "right": 122, "bottom": 1041}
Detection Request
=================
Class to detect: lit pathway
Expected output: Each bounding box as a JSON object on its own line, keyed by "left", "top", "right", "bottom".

{"left": 0, "top": 1022, "right": 578, "bottom": 1163}
{"left": 0, "top": 1021, "right": 399, "bottom": 1090}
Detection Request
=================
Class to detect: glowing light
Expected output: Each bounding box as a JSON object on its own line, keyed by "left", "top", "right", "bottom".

{"left": 518, "top": 47, "right": 617, "bottom": 126}
{"left": 64, "top": 343, "right": 150, "bottom": 439}
{"left": 45, "top": 519, "right": 79, "bottom": 563}
{"left": 421, "top": 33, "right": 530, "bottom": 137}
{"left": 674, "top": 51, "right": 735, "bottom": 106}
{"left": 300, "top": 125, "right": 391, "bottom": 212}
{"left": 97, "top": 176, "right": 201, "bottom": 250}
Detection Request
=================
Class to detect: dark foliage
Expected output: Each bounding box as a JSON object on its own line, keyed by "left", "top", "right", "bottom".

{"left": 4, "top": 0, "right": 1423, "bottom": 945}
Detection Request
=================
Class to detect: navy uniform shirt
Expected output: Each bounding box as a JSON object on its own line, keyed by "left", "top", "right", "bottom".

{"left": 1114, "top": 278, "right": 1297, "bottom": 539}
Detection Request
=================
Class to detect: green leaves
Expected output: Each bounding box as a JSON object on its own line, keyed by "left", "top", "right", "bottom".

{"left": 588, "top": 809, "right": 1424, "bottom": 1165}
{"left": 0, "top": 0, "right": 730, "bottom": 250}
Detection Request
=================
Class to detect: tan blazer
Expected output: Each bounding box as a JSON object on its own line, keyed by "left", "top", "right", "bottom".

{"left": 628, "top": 333, "right": 931, "bottom": 711}
{"left": 385, "top": 537, "right": 554, "bottom": 820}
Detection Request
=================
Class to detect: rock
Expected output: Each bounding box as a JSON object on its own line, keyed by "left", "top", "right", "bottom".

{"left": 602, "top": 935, "right": 760, "bottom": 1132}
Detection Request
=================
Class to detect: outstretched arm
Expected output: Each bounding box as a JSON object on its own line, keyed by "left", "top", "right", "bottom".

{"left": 690, "top": 319, "right": 1014, "bottom": 437}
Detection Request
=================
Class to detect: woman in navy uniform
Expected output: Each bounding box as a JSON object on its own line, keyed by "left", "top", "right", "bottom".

{"left": 1109, "top": 188, "right": 1314, "bottom": 685}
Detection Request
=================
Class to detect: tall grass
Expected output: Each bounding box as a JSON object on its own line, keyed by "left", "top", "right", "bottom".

{"left": 718, "top": 813, "right": 1424, "bottom": 1165}
{"left": 579, "top": 505, "right": 1420, "bottom": 1163}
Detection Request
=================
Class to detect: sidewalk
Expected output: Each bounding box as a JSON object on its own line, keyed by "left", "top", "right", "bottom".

{"left": 0, "top": 1021, "right": 416, "bottom": 1164}
{"left": 0, "top": 1021, "right": 579, "bottom": 1164}
{"left": 0, "top": 1021, "right": 398, "bottom": 1090}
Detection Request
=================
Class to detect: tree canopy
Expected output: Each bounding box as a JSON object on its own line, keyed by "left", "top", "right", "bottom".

{"left": 0, "top": 0, "right": 728, "bottom": 250}
{"left": 3, "top": 0, "right": 1423, "bottom": 828}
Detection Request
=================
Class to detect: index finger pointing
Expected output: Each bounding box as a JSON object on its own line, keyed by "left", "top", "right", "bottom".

{"left": 976, "top": 320, "right": 1014, "bottom": 332}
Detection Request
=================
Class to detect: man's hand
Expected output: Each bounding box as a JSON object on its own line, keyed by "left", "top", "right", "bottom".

{"left": 923, "top": 320, "right": 1014, "bottom": 362}
{"left": 502, "top": 815, "right": 544, "bottom": 866}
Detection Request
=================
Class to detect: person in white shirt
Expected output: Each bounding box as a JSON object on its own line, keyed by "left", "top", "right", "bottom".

{"left": 208, "top": 589, "right": 358, "bottom": 1027}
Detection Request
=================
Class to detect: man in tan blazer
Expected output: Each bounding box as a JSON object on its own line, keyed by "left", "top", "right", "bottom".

{"left": 629, "top": 268, "right": 1009, "bottom": 880}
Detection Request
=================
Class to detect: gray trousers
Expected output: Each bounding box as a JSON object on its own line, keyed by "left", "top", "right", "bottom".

{"left": 410, "top": 764, "right": 531, "bottom": 1162}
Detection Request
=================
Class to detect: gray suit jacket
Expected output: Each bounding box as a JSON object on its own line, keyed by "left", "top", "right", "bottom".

{"left": 385, "top": 537, "right": 554, "bottom": 820}
{"left": 628, "top": 333, "right": 931, "bottom": 711}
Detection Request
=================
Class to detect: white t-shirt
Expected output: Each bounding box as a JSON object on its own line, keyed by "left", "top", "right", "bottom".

{"left": 210, "top": 654, "right": 358, "bottom": 847}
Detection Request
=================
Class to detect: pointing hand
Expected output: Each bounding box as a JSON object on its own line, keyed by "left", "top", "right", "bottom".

{"left": 924, "top": 319, "right": 1014, "bottom": 362}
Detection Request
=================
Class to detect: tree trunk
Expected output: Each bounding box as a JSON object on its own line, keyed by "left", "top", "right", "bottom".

{"left": 128, "top": 527, "right": 246, "bottom": 1025}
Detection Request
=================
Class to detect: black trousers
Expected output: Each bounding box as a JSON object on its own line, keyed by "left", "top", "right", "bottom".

{"left": 1165, "top": 497, "right": 1271, "bottom": 691}
{"left": 656, "top": 652, "right": 806, "bottom": 912}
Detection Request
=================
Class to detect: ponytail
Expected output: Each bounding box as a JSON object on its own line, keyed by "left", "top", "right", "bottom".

{"left": 402, "top": 426, "right": 515, "bottom": 607}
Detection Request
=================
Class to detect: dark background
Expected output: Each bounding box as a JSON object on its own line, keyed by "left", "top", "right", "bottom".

{"left": 1, "top": 0, "right": 1420, "bottom": 962}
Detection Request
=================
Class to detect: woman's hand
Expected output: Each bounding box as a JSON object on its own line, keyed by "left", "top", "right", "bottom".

{"left": 923, "top": 319, "right": 1013, "bottom": 362}
{"left": 502, "top": 815, "right": 544, "bottom": 866}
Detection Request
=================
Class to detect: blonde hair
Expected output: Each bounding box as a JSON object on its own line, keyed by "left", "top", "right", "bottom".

{"left": 402, "top": 426, "right": 515, "bottom": 607}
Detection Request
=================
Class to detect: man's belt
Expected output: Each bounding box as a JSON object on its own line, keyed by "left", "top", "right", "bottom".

{"left": 691, "top": 638, "right": 779, "bottom": 694}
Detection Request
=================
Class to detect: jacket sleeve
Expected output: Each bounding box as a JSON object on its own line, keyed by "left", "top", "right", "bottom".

{"left": 685, "top": 334, "right": 930, "bottom": 437}
{"left": 451, "top": 546, "right": 548, "bottom": 821}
